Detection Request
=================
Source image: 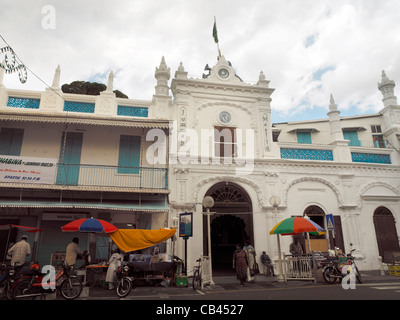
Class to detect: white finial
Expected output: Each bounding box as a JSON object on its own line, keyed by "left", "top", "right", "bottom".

{"left": 329, "top": 94, "right": 338, "bottom": 111}
{"left": 107, "top": 70, "right": 114, "bottom": 91}
{"left": 52, "top": 64, "right": 61, "bottom": 88}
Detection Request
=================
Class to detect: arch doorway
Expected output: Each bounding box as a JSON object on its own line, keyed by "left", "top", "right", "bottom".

{"left": 374, "top": 207, "right": 400, "bottom": 263}
{"left": 203, "top": 182, "right": 253, "bottom": 274}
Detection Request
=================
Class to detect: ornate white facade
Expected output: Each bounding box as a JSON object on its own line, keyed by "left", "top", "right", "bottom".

{"left": 0, "top": 56, "right": 399, "bottom": 271}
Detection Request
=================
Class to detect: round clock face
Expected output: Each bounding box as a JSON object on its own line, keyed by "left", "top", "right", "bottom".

{"left": 219, "top": 111, "right": 231, "bottom": 124}
{"left": 218, "top": 68, "right": 229, "bottom": 78}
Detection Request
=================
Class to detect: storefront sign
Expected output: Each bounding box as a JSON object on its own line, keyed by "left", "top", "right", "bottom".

{"left": 179, "top": 212, "right": 193, "bottom": 237}
{"left": 0, "top": 155, "right": 57, "bottom": 184}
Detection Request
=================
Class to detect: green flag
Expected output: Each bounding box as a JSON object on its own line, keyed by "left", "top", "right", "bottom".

{"left": 213, "top": 20, "right": 218, "bottom": 44}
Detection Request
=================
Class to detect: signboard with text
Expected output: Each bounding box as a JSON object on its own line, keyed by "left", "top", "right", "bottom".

{"left": 0, "top": 155, "right": 57, "bottom": 184}
{"left": 179, "top": 212, "right": 193, "bottom": 238}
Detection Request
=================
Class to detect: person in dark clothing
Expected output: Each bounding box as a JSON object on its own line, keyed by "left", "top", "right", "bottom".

{"left": 233, "top": 244, "right": 249, "bottom": 287}
{"left": 260, "top": 251, "right": 275, "bottom": 276}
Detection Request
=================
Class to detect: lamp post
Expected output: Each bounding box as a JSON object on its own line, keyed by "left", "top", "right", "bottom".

{"left": 269, "top": 196, "right": 284, "bottom": 282}
{"left": 202, "top": 196, "right": 215, "bottom": 285}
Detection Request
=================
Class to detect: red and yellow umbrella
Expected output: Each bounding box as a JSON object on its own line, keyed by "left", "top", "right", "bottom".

{"left": 269, "top": 217, "right": 326, "bottom": 236}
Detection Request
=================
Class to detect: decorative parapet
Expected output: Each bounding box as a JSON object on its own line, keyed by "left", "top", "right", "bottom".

{"left": 0, "top": 87, "right": 151, "bottom": 119}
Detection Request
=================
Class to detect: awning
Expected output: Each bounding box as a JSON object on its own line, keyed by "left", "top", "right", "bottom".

{"left": 0, "top": 200, "right": 169, "bottom": 212}
{"left": 0, "top": 224, "right": 42, "bottom": 232}
{"left": 109, "top": 228, "right": 176, "bottom": 252}
{"left": 0, "top": 111, "right": 170, "bottom": 129}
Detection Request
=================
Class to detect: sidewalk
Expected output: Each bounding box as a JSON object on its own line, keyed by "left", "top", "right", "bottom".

{"left": 79, "top": 269, "right": 400, "bottom": 299}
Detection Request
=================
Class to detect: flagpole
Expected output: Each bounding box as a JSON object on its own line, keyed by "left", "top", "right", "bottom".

{"left": 213, "top": 16, "right": 221, "bottom": 59}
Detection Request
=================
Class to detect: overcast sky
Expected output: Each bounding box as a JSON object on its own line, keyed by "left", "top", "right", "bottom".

{"left": 1, "top": 0, "right": 400, "bottom": 123}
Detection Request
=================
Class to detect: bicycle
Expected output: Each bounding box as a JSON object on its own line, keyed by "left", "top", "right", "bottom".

{"left": 192, "top": 258, "right": 201, "bottom": 290}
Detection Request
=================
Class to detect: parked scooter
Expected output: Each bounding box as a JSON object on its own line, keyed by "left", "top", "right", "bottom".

{"left": 10, "top": 261, "right": 83, "bottom": 300}
{"left": 322, "top": 248, "right": 362, "bottom": 284}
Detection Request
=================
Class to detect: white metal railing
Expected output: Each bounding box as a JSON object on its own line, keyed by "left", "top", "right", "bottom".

{"left": 200, "top": 254, "right": 212, "bottom": 290}
{"left": 283, "top": 254, "right": 315, "bottom": 281}
{"left": 56, "top": 164, "right": 168, "bottom": 189}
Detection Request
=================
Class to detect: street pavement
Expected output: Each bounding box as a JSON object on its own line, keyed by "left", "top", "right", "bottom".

{"left": 74, "top": 269, "right": 400, "bottom": 300}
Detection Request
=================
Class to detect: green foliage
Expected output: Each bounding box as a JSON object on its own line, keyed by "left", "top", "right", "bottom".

{"left": 61, "top": 81, "right": 128, "bottom": 98}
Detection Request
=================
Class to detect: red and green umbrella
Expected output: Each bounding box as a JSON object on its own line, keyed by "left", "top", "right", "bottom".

{"left": 269, "top": 216, "right": 326, "bottom": 236}
{"left": 61, "top": 217, "right": 118, "bottom": 233}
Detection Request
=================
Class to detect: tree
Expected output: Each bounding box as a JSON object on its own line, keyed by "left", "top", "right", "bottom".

{"left": 61, "top": 81, "right": 128, "bottom": 98}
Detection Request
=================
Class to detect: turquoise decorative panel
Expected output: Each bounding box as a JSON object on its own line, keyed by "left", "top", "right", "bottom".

{"left": 117, "top": 105, "right": 148, "bottom": 117}
{"left": 64, "top": 101, "right": 95, "bottom": 113}
{"left": 7, "top": 96, "right": 40, "bottom": 109}
{"left": 281, "top": 148, "right": 333, "bottom": 161}
{"left": 351, "top": 152, "right": 391, "bottom": 164}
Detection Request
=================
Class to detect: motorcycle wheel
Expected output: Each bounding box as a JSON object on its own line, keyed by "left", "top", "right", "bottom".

{"left": 12, "top": 279, "right": 35, "bottom": 300}
{"left": 59, "top": 276, "right": 83, "bottom": 300}
{"left": 322, "top": 267, "right": 337, "bottom": 284}
{"left": 5, "top": 281, "right": 14, "bottom": 300}
{"left": 116, "top": 277, "right": 132, "bottom": 298}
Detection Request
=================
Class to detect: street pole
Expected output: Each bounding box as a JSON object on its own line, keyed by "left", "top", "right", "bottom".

{"left": 206, "top": 207, "right": 214, "bottom": 285}
{"left": 202, "top": 196, "right": 215, "bottom": 286}
{"left": 276, "top": 234, "right": 285, "bottom": 282}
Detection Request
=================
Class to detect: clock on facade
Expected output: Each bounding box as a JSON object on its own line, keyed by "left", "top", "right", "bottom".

{"left": 219, "top": 111, "right": 231, "bottom": 124}
{"left": 218, "top": 68, "right": 229, "bottom": 78}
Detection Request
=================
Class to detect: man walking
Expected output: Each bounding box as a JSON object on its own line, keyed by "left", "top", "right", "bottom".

{"left": 8, "top": 235, "right": 31, "bottom": 266}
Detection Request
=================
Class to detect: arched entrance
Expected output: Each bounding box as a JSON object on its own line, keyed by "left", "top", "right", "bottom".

{"left": 203, "top": 182, "right": 253, "bottom": 274}
{"left": 374, "top": 206, "right": 400, "bottom": 262}
{"left": 302, "top": 205, "right": 345, "bottom": 253}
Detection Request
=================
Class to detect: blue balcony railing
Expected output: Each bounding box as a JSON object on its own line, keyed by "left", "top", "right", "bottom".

{"left": 55, "top": 164, "right": 168, "bottom": 189}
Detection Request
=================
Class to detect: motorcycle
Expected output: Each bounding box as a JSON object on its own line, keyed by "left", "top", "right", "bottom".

{"left": 11, "top": 261, "right": 83, "bottom": 300}
{"left": 115, "top": 261, "right": 134, "bottom": 298}
{"left": 321, "top": 248, "right": 362, "bottom": 284}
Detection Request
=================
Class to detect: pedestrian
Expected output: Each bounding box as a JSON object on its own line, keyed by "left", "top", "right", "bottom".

{"left": 260, "top": 251, "right": 275, "bottom": 276}
{"left": 289, "top": 236, "right": 303, "bottom": 255}
{"left": 106, "top": 248, "right": 123, "bottom": 289}
{"left": 243, "top": 240, "right": 257, "bottom": 283}
{"left": 233, "top": 243, "right": 248, "bottom": 287}
{"left": 7, "top": 235, "right": 31, "bottom": 266}
{"left": 66, "top": 237, "right": 85, "bottom": 267}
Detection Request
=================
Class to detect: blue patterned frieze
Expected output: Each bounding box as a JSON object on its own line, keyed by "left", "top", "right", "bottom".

{"left": 351, "top": 152, "right": 391, "bottom": 164}
{"left": 64, "top": 101, "right": 95, "bottom": 113}
{"left": 7, "top": 97, "right": 40, "bottom": 109}
{"left": 280, "top": 148, "right": 333, "bottom": 161}
{"left": 117, "top": 105, "right": 148, "bottom": 117}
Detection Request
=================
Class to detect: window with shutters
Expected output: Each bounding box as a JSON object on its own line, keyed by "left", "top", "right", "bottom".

{"left": 118, "top": 135, "right": 141, "bottom": 174}
{"left": 297, "top": 131, "right": 312, "bottom": 144}
{"left": 0, "top": 128, "right": 24, "bottom": 156}
{"left": 214, "top": 126, "right": 237, "bottom": 158}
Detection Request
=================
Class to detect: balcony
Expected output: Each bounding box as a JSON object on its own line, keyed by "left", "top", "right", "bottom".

{"left": 55, "top": 164, "right": 168, "bottom": 190}
{"left": 0, "top": 161, "right": 168, "bottom": 191}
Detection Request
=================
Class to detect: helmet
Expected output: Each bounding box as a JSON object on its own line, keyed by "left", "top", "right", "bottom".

{"left": 30, "top": 263, "right": 40, "bottom": 270}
